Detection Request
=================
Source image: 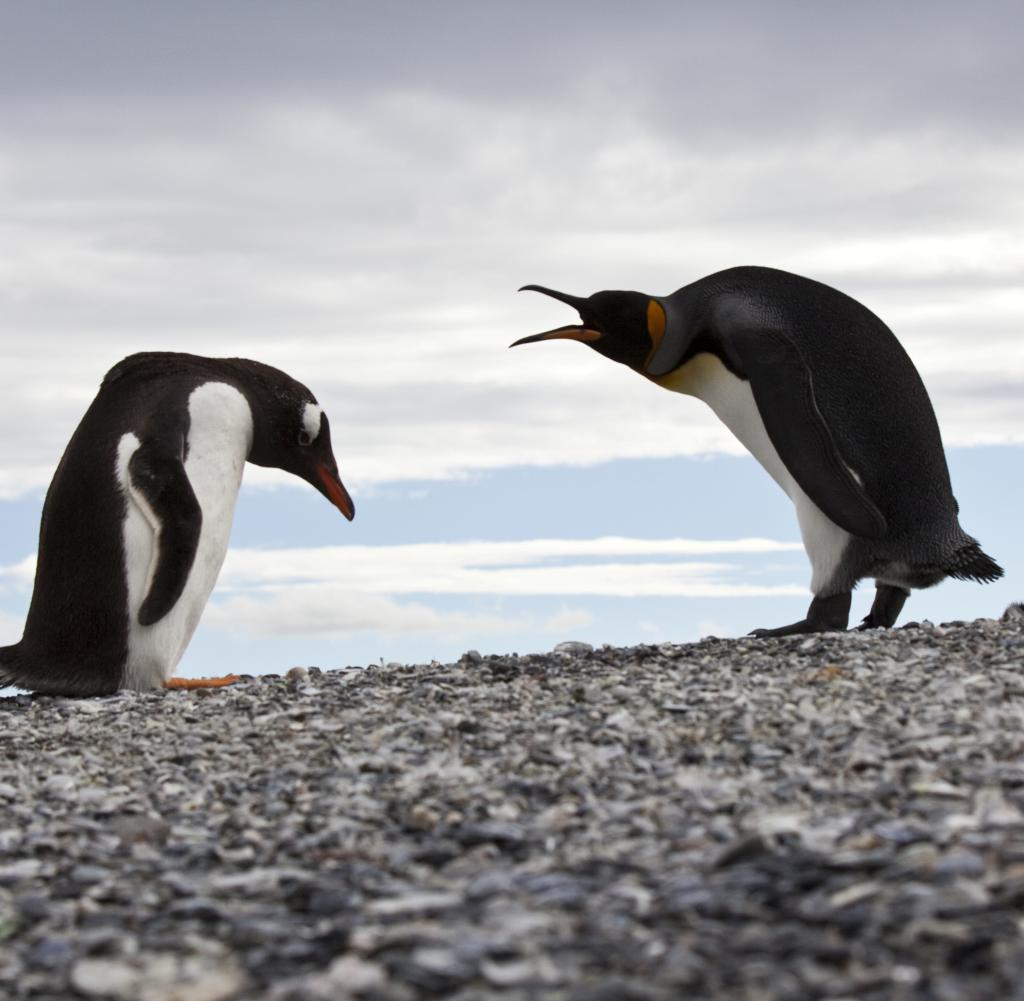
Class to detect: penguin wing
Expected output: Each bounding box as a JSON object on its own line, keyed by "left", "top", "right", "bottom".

{"left": 730, "top": 328, "right": 888, "bottom": 540}
{"left": 127, "top": 439, "right": 203, "bottom": 626}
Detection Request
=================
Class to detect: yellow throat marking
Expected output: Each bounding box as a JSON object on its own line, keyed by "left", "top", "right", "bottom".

{"left": 651, "top": 352, "right": 723, "bottom": 398}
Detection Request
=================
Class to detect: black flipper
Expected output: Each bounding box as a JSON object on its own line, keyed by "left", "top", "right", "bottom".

{"left": 729, "top": 329, "right": 887, "bottom": 540}
{"left": 127, "top": 438, "right": 202, "bottom": 626}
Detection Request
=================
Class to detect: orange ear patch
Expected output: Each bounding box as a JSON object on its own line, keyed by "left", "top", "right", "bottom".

{"left": 646, "top": 299, "right": 667, "bottom": 358}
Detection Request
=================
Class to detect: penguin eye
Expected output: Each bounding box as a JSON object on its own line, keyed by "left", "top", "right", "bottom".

{"left": 297, "top": 430, "right": 313, "bottom": 446}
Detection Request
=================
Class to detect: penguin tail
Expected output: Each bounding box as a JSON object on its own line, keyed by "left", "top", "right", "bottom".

{"left": 945, "top": 541, "right": 1004, "bottom": 584}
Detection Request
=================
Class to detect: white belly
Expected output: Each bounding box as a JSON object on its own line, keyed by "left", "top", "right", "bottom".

{"left": 656, "top": 353, "right": 850, "bottom": 594}
{"left": 115, "top": 383, "right": 253, "bottom": 689}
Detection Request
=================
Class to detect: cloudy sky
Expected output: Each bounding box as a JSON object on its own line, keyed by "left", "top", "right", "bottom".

{"left": 1, "top": 1, "right": 1022, "bottom": 677}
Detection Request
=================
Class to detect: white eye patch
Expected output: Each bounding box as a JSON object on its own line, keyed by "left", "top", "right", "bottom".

{"left": 301, "top": 402, "right": 323, "bottom": 443}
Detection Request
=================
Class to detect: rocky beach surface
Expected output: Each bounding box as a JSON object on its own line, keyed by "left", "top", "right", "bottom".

{"left": 2, "top": 608, "right": 1024, "bottom": 1000}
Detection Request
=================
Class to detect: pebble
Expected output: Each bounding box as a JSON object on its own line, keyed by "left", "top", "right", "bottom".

{"left": 316, "top": 954, "right": 387, "bottom": 992}
{"left": 110, "top": 814, "right": 172, "bottom": 847}
{"left": 553, "top": 641, "right": 594, "bottom": 656}
{"left": 70, "top": 958, "right": 139, "bottom": 999}
{"left": 1, "top": 610, "right": 1023, "bottom": 1000}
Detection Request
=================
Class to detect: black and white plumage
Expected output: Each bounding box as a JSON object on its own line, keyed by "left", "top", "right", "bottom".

{"left": 512, "top": 265, "right": 1002, "bottom": 635}
{"left": 0, "top": 352, "right": 354, "bottom": 695}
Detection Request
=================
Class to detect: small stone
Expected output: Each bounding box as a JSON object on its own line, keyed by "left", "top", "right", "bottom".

{"left": 0, "top": 859, "right": 44, "bottom": 885}
{"left": 911, "top": 781, "right": 968, "bottom": 799}
{"left": 26, "top": 937, "right": 74, "bottom": 970}
{"left": 975, "top": 788, "right": 1024, "bottom": 826}
{"left": 713, "top": 834, "right": 771, "bottom": 868}
{"left": 70, "top": 957, "right": 139, "bottom": 999}
{"left": 16, "top": 894, "right": 52, "bottom": 922}
{"left": 286, "top": 666, "right": 309, "bottom": 684}
{"left": 42, "top": 774, "right": 77, "bottom": 797}
{"left": 828, "top": 881, "right": 880, "bottom": 909}
{"left": 321, "top": 954, "right": 387, "bottom": 992}
{"left": 461, "top": 649, "right": 483, "bottom": 664}
{"left": 481, "top": 955, "right": 562, "bottom": 987}
{"left": 71, "top": 865, "right": 112, "bottom": 887}
{"left": 307, "top": 886, "right": 361, "bottom": 916}
{"left": 456, "top": 821, "right": 529, "bottom": 849}
{"left": 554, "top": 641, "right": 594, "bottom": 656}
{"left": 111, "top": 815, "right": 172, "bottom": 847}
{"left": 405, "top": 803, "right": 441, "bottom": 831}
{"left": 935, "top": 850, "right": 986, "bottom": 879}
{"left": 366, "top": 891, "right": 462, "bottom": 917}
{"left": 405, "top": 946, "right": 475, "bottom": 988}
{"left": 168, "top": 897, "right": 226, "bottom": 921}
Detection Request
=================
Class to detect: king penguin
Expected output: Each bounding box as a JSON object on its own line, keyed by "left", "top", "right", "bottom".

{"left": 511, "top": 265, "right": 1003, "bottom": 635}
{"left": 0, "top": 352, "right": 355, "bottom": 696}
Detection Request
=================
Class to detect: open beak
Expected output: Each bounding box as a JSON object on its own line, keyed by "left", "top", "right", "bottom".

{"left": 510, "top": 284, "right": 602, "bottom": 347}
{"left": 509, "top": 325, "right": 602, "bottom": 347}
{"left": 318, "top": 464, "right": 355, "bottom": 521}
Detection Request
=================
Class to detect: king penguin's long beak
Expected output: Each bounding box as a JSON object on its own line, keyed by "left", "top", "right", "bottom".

{"left": 317, "top": 464, "right": 356, "bottom": 521}
{"left": 510, "top": 285, "right": 602, "bottom": 347}
{"left": 509, "top": 326, "right": 602, "bottom": 347}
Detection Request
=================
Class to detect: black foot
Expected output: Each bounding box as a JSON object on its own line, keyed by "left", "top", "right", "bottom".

{"left": 856, "top": 583, "right": 910, "bottom": 630}
{"left": 750, "top": 592, "right": 852, "bottom": 637}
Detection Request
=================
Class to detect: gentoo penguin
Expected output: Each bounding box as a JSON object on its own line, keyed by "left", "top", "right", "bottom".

{"left": 0, "top": 352, "right": 355, "bottom": 696}
{"left": 511, "top": 266, "right": 1002, "bottom": 635}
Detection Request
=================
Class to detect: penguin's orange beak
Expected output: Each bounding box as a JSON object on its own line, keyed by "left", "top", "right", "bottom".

{"left": 509, "top": 325, "right": 602, "bottom": 348}
{"left": 318, "top": 464, "right": 355, "bottom": 521}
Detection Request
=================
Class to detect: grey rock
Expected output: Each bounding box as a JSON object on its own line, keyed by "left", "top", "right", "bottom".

{"left": 111, "top": 814, "right": 172, "bottom": 847}
{"left": 934, "top": 850, "right": 986, "bottom": 879}
{"left": 554, "top": 641, "right": 594, "bottom": 656}
{"left": 26, "top": 937, "right": 75, "bottom": 970}
{"left": 71, "top": 865, "right": 113, "bottom": 887}
{"left": 455, "top": 821, "right": 529, "bottom": 849}
{"left": 69, "top": 957, "right": 139, "bottom": 999}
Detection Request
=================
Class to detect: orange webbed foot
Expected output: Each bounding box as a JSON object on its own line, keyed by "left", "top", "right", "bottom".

{"left": 163, "top": 674, "right": 241, "bottom": 690}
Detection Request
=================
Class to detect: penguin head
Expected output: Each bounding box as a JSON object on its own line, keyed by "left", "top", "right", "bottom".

{"left": 230, "top": 359, "right": 355, "bottom": 521}
{"left": 511, "top": 285, "right": 663, "bottom": 372}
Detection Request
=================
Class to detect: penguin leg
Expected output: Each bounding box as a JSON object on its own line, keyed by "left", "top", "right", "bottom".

{"left": 750, "top": 592, "right": 852, "bottom": 637}
{"left": 163, "top": 675, "right": 241, "bottom": 690}
{"left": 856, "top": 584, "right": 910, "bottom": 630}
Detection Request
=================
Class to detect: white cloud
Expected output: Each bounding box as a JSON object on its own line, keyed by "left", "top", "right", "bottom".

{"left": 541, "top": 607, "right": 595, "bottom": 634}
{"left": 205, "top": 589, "right": 597, "bottom": 639}
{"left": 202, "top": 535, "right": 806, "bottom": 635}
{"left": 215, "top": 536, "right": 806, "bottom": 595}
{"left": 2, "top": 536, "right": 805, "bottom": 638}
{"left": 0, "top": 609, "right": 25, "bottom": 645}
{"left": 205, "top": 590, "right": 515, "bottom": 637}
{"left": 1, "top": 89, "right": 1023, "bottom": 498}
{"left": 0, "top": 555, "right": 36, "bottom": 587}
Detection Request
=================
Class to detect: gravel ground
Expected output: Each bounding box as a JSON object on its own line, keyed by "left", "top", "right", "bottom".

{"left": 2, "top": 607, "right": 1024, "bottom": 1001}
